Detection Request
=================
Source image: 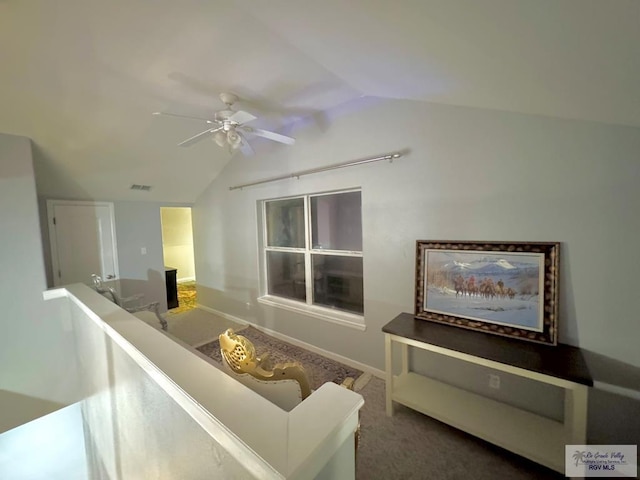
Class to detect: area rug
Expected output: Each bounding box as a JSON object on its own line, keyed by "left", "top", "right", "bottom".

{"left": 197, "top": 326, "right": 366, "bottom": 391}
{"left": 168, "top": 281, "right": 197, "bottom": 315}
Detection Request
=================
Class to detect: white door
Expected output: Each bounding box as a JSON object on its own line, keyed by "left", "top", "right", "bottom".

{"left": 47, "top": 200, "right": 119, "bottom": 287}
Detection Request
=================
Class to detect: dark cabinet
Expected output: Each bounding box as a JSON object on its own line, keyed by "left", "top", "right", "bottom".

{"left": 165, "top": 267, "right": 178, "bottom": 309}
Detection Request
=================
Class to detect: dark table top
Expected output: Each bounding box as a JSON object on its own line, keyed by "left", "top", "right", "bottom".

{"left": 383, "top": 312, "right": 593, "bottom": 387}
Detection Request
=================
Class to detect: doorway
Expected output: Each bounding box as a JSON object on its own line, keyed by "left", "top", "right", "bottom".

{"left": 160, "top": 207, "right": 196, "bottom": 313}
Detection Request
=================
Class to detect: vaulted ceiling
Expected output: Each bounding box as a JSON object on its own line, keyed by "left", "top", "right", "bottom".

{"left": 1, "top": 0, "right": 638, "bottom": 202}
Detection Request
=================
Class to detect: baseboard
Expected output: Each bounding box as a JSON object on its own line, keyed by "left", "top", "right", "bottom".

{"left": 594, "top": 381, "right": 640, "bottom": 401}
{"left": 196, "top": 304, "right": 251, "bottom": 326}
{"left": 177, "top": 277, "right": 195, "bottom": 283}
{"left": 195, "top": 303, "right": 385, "bottom": 379}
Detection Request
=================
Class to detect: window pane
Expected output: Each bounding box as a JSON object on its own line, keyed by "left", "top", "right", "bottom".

{"left": 312, "top": 254, "right": 363, "bottom": 314}
{"left": 311, "top": 192, "right": 362, "bottom": 251}
{"left": 267, "top": 251, "right": 306, "bottom": 301}
{"left": 266, "top": 198, "right": 305, "bottom": 248}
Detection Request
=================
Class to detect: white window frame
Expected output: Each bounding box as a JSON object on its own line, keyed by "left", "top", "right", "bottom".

{"left": 257, "top": 189, "right": 365, "bottom": 331}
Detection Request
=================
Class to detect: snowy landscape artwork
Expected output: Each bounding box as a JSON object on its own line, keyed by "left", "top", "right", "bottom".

{"left": 424, "top": 250, "right": 543, "bottom": 330}
{"left": 415, "top": 241, "right": 560, "bottom": 345}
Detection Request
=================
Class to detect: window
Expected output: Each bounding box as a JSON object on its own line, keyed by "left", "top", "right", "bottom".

{"left": 260, "top": 190, "right": 364, "bottom": 323}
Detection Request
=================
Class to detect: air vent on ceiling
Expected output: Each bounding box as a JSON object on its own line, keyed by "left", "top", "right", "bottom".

{"left": 130, "top": 184, "right": 152, "bottom": 191}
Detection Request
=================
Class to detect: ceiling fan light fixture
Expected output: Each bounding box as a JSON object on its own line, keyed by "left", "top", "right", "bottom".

{"left": 213, "top": 130, "right": 227, "bottom": 147}
{"left": 227, "top": 130, "right": 242, "bottom": 148}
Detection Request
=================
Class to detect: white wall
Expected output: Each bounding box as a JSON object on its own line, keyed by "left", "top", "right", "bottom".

{"left": 195, "top": 97, "right": 640, "bottom": 367}
{"left": 0, "top": 133, "right": 80, "bottom": 433}
{"left": 113, "top": 201, "right": 170, "bottom": 311}
{"left": 193, "top": 98, "right": 640, "bottom": 442}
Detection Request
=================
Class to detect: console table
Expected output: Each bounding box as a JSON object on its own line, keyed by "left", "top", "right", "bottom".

{"left": 383, "top": 313, "right": 593, "bottom": 473}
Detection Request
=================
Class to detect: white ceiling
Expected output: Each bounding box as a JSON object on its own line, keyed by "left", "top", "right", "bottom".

{"left": 1, "top": 0, "right": 638, "bottom": 203}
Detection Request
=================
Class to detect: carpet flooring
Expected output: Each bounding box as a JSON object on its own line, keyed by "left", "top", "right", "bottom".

{"left": 356, "top": 377, "right": 563, "bottom": 480}
{"left": 156, "top": 308, "right": 564, "bottom": 479}
{"left": 159, "top": 308, "right": 244, "bottom": 347}
{"left": 197, "top": 326, "right": 365, "bottom": 390}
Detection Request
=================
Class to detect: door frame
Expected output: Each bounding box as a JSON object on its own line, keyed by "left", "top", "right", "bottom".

{"left": 47, "top": 199, "right": 120, "bottom": 287}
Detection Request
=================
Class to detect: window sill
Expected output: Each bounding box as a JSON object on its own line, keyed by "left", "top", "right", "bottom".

{"left": 257, "top": 295, "right": 366, "bottom": 331}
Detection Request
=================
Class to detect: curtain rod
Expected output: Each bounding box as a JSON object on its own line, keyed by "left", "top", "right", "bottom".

{"left": 229, "top": 150, "right": 405, "bottom": 191}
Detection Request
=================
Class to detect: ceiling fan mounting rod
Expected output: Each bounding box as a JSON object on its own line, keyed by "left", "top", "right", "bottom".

{"left": 219, "top": 92, "right": 238, "bottom": 106}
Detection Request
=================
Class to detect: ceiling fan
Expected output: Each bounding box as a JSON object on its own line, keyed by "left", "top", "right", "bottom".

{"left": 153, "top": 92, "right": 295, "bottom": 156}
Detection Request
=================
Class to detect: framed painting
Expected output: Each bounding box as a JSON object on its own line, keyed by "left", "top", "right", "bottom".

{"left": 415, "top": 241, "right": 559, "bottom": 345}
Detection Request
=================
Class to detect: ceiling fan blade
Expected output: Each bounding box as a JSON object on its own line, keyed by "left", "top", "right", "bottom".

{"left": 153, "top": 111, "right": 213, "bottom": 123}
{"left": 228, "top": 110, "right": 257, "bottom": 125}
{"left": 177, "top": 127, "right": 221, "bottom": 147}
{"left": 241, "top": 126, "right": 295, "bottom": 145}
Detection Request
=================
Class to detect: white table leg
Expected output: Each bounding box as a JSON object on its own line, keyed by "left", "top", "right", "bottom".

{"left": 564, "top": 384, "right": 588, "bottom": 444}
{"left": 401, "top": 343, "right": 409, "bottom": 376}
{"left": 385, "top": 334, "right": 393, "bottom": 416}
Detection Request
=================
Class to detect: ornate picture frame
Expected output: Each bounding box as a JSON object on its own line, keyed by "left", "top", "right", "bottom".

{"left": 415, "top": 241, "right": 559, "bottom": 345}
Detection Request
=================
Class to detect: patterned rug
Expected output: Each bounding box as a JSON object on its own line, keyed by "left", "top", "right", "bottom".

{"left": 197, "top": 326, "right": 365, "bottom": 390}
{"left": 168, "top": 281, "right": 197, "bottom": 315}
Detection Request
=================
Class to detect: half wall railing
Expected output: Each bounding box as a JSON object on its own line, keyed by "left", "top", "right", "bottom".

{"left": 37, "top": 284, "right": 363, "bottom": 479}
